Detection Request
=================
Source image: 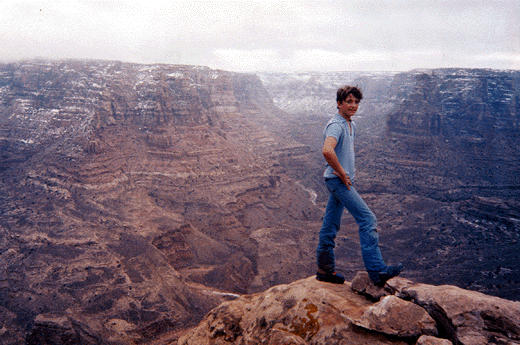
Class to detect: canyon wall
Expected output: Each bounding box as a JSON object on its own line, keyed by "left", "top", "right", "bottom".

{"left": 0, "top": 60, "right": 321, "bottom": 344}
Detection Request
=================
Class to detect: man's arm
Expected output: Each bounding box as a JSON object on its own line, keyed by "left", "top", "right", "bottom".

{"left": 322, "top": 136, "right": 352, "bottom": 190}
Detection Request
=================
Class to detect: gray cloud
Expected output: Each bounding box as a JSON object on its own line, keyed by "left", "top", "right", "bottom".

{"left": 0, "top": 0, "right": 518, "bottom": 71}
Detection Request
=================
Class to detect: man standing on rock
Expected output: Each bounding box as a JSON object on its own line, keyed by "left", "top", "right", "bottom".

{"left": 316, "top": 86, "right": 403, "bottom": 286}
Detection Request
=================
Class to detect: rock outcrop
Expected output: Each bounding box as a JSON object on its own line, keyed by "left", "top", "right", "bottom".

{"left": 179, "top": 274, "right": 520, "bottom": 345}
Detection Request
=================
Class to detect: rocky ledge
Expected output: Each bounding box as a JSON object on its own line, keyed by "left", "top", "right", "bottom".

{"left": 179, "top": 273, "right": 520, "bottom": 345}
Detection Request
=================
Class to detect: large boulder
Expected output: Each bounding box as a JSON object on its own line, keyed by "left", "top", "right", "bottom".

{"left": 352, "top": 295, "right": 437, "bottom": 337}
{"left": 395, "top": 283, "right": 520, "bottom": 345}
{"left": 179, "top": 276, "right": 409, "bottom": 345}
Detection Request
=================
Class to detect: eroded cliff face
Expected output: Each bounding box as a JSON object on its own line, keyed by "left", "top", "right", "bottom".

{"left": 365, "top": 69, "right": 520, "bottom": 299}
{"left": 385, "top": 68, "right": 520, "bottom": 188}
{"left": 0, "top": 60, "right": 322, "bottom": 344}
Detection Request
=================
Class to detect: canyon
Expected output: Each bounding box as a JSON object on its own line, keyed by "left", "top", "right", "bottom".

{"left": 0, "top": 60, "right": 518, "bottom": 344}
{"left": 0, "top": 60, "right": 324, "bottom": 344}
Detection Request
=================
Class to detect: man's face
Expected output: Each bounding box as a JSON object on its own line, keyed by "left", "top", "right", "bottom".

{"left": 337, "top": 93, "right": 360, "bottom": 119}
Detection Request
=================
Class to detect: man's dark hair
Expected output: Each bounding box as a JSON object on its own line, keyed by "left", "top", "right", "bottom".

{"left": 336, "top": 86, "right": 363, "bottom": 103}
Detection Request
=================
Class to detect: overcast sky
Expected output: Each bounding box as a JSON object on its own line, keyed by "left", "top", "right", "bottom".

{"left": 1, "top": 0, "right": 519, "bottom": 72}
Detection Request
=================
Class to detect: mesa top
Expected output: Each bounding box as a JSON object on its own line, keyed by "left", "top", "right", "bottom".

{"left": 323, "top": 113, "right": 356, "bottom": 180}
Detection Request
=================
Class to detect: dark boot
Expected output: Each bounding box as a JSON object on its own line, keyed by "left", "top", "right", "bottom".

{"left": 316, "top": 271, "right": 345, "bottom": 284}
{"left": 368, "top": 263, "right": 403, "bottom": 286}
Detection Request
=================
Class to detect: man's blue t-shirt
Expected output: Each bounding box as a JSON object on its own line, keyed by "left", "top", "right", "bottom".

{"left": 323, "top": 113, "right": 356, "bottom": 180}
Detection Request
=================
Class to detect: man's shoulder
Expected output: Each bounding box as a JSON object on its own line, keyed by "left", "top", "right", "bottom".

{"left": 325, "top": 114, "right": 346, "bottom": 126}
{"left": 324, "top": 117, "right": 345, "bottom": 140}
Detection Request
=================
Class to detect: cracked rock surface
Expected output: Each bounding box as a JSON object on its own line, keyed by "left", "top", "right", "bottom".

{"left": 180, "top": 274, "right": 520, "bottom": 345}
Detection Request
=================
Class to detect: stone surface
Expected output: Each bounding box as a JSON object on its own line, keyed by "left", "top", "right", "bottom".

{"left": 385, "top": 276, "right": 417, "bottom": 295}
{"left": 352, "top": 295, "right": 437, "bottom": 337}
{"left": 26, "top": 313, "right": 102, "bottom": 345}
{"left": 180, "top": 276, "right": 520, "bottom": 345}
{"left": 350, "top": 271, "right": 389, "bottom": 300}
{"left": 178, "top": 276, "right": 407, "bottom": 345}
{"left": 400, "top": 283, "right": 520, "bottom": 345}
{"left": 416, "top": 335, "right": 453, "bottom": 345}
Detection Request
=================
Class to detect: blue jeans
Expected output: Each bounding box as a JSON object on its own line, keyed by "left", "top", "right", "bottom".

{"left": 316, "top": 177, "right": 387, "bottom": 273}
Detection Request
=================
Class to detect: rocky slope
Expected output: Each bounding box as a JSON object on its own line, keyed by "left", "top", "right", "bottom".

{"left": 0, "top": 60, "right": 322, "bottom": 344}
{"left": 179, "top": 274, "right": 520, "bottom": 345}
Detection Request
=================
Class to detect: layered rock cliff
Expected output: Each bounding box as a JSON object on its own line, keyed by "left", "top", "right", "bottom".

{"left": 0, "top": 60, "right": 322, "bottom": 344}
{"left": 384, "top": 68, "right": 520, "bottom": 189}
{"left": 179, "top": 274, "right": 520, "bottom": 345}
